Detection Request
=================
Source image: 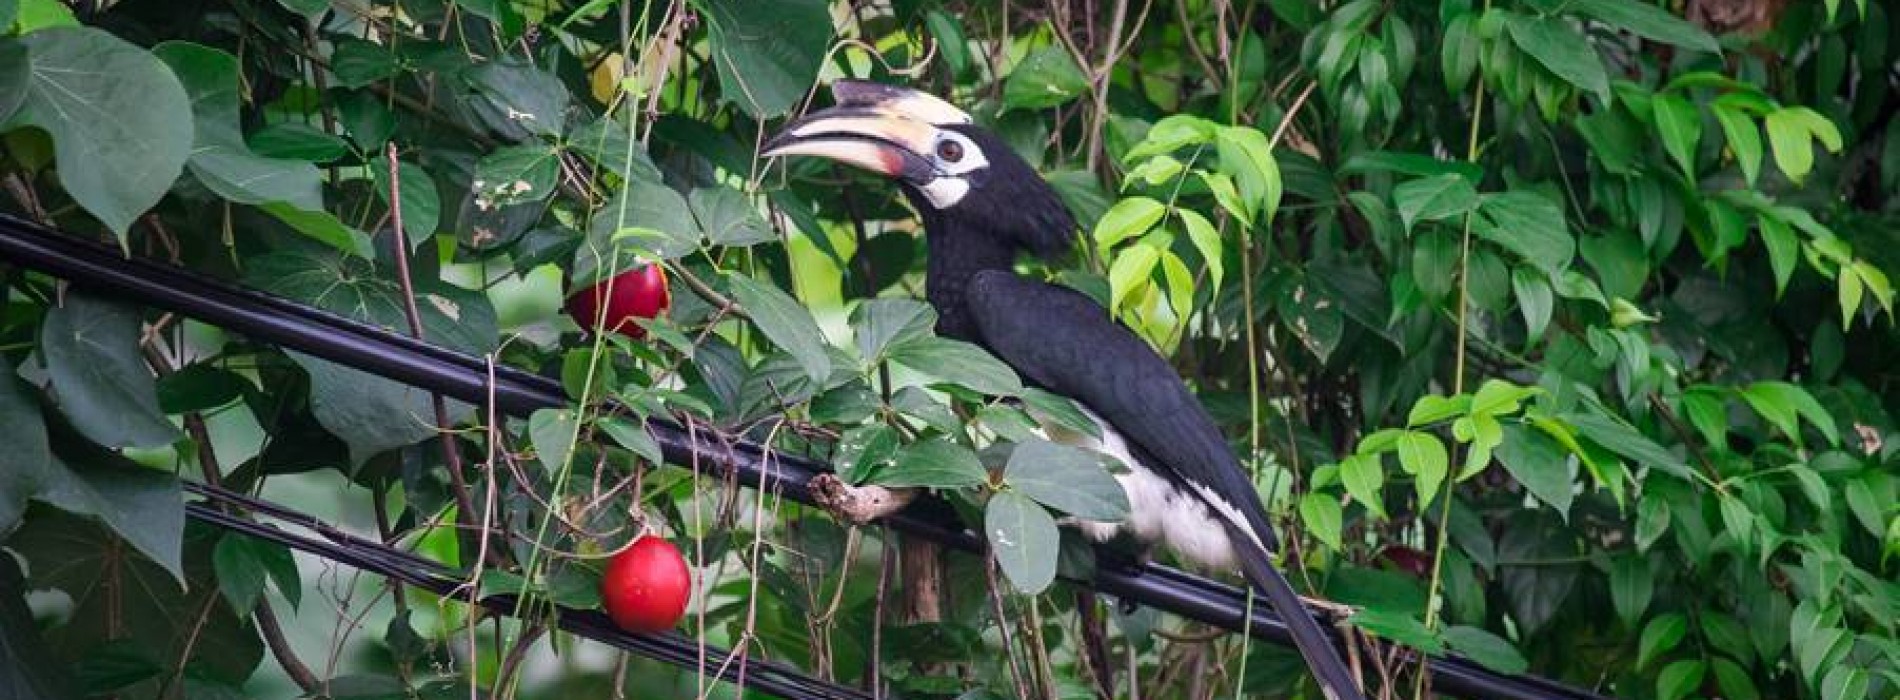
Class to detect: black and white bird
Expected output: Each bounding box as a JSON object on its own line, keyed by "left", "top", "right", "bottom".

{"left": 765, "top": 81, "right": 1363, "bottom": 700}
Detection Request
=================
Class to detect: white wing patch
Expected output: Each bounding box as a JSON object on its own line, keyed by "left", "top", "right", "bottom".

{"left": 1038, "top": 404, "right": 1268, "bottom": 570}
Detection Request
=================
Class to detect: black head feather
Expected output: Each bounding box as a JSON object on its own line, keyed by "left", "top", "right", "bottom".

{"left": 905, "top": 124, "right": 1078, "bottom": 261}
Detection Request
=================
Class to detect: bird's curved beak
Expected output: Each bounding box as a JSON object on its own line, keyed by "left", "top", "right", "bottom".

{"left": 762, "top": 81, "right": 971, "bottom": 185}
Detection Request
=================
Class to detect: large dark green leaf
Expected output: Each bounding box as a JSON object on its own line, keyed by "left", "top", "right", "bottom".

{"left": 153, "top": 42, "right": 323, "bottom": 212}
{"left": 582, "top": 182, "right": 702, "bottom": 270}
{"left": 464, "top": 61, "right": 570, "bottom": 139}
{"left": 1003, "top": 439, "right": 1128, "bottom": 520}
{"left": 1004, "top": 46, "right": 1089, "bottom": 111}
{"left": 0, "top": 374, "right": 52, "bottom": 533}
{"left": 1495, "top": 423, "right": 1574, "bottom": 515}
{"left": 727, "top": 274, "right": 831, "bottom": 383}
{"left": 372, "top": 160, "right": 442, "bottom": 246}
{"left": 697, "top": 0, "right": 831, "bottom": 118}
{"left": 40, "top": 294, "right": 179, "bottom": 450}
{"left": 1504, "top": 14, "right": 1610, "bottom": 103}
{"left": 877, "top": 438, "right": 988, "bottom": 489}
{"left": 8, "top": 513, "right": 260, "bottom": 687}
{"left": 472, "top": 144, "right": 561, "bottom": 207}
{"left": 986, "top": 490, "right": 1059, "bottom": 594}
{"left": 0, "top": 553, "right": 79, "bottom": 700}
{"left": 1475, "top": 192, "right": 1575, "bottom": 277}
{"left": 690, "top": 187, "right": 775, "bottom": 247}
{"left": 247, "top": 247, "right": 495, "bottom": 464}
{"left": 3, "top": 27, "right": 191, "bottom": 237}
{"left": 852, "top": 298, "right": 937, "bottom": 362}
{"left": 889, "top": 336, "right": 1024, "bottom": 397}
{"left": 1571, "top": 0, "right": 1719, "bottom": 53}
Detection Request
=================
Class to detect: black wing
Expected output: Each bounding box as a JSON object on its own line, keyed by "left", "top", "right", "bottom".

{"left": 962, "top": 270, "right": 1276, "bottom": 544}
{"left": 963, "top": 269, "right": 1365, "bottom": 700}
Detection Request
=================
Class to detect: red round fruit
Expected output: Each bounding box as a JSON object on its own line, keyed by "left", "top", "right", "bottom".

{"left": 600, "top": 535, "right": 691, "bottom": 634}
{"left": 565, "top": 264, "right": 671, "bottom": 339}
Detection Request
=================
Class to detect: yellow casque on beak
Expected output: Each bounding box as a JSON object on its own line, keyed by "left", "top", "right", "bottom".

{"left": 762, "top": 81, "right": 972, "bottom": 183}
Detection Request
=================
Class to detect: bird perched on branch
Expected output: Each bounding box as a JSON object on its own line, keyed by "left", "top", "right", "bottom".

{"left": 765, "top": 81, "right": 1364, "bottom": 700}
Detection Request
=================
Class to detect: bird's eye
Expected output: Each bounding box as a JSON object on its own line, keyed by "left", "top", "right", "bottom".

{"left": 936, "top": 139, "right": 964, "bottom": 163}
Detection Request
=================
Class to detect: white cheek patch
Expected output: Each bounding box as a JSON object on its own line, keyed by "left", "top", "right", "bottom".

{"left": 1040, "top": 405, "right": 1269, "bottom": 572}
{"left": 917, "top": 177, "right": 969, "bottom": 208}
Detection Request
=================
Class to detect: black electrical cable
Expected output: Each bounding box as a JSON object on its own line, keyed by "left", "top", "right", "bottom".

{"left": 0, "top": 214, "right": 1607, "bottom": 700}
{"left": 182, "top": 484, "right": 868, "bottom": 700}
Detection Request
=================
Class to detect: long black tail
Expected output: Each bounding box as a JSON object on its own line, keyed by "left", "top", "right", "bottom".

{"left": 1223, "top": 519, "right": 1365, "bottom": 700}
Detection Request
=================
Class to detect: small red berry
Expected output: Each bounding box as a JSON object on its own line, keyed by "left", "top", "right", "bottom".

{"left": 600, "top": 535, "right": 692, "bottom": 634}
{"left": 565, "top": 264, "right": 670, "bottom": 339}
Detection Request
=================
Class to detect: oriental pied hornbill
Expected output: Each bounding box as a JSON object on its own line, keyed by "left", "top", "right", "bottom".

{"left": 764, "top": 81, "right": 1364, "bottom": 700}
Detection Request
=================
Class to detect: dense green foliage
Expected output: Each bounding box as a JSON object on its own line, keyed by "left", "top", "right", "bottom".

{"left": 0, "top": 0, "right": 1896, "bottom": 699}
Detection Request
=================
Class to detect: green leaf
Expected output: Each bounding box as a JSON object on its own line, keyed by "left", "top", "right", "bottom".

{"left": 1635, "top": 492, "right": 1671, "bottom": 551}
{"left": 1004, "top": 439, "right": 1128, "bottom": 520}
{"left": 1475, "top": 192, "right": 1575, "bottom": 277}
{"left": 1496, "top": 423, "right": 1573, "bottom": 515}
{"left": 3, "top": 27, "right": 192, "bottom": 238}
{"left": 249, "top": 248, "right": 495, "bottom": 464}
{"left": 1003, "top": 45, "right": 1089, "bottom": 110}
{"left": 1756, "top": 214, "right": 1799, "bottom": 296}
{"left": 0, "top": 376, "right": 52, "bottom": 533}
{"left": 699, "top": 0, "right": 832, "bottom": 118}
{"left": 1512, "top": 267, "right": 1555, "bottom": 341}
{"left": 583, "top": 183, "right": 703, "bottom": 266}
{"left": 878, "top": 438, "right": 988, "bottom": 489}
{"left": 567, "top": 115, "right": 663, "bottom": 183}
{"left": 328, "top": 38, "right": 400, "bottom": 88}
{"left": 1178, "top": 209, "right": 1225, "bottom": 291}
{"left": 153, "top": 43, "right": 322, "bottom": 212}
{"left": 1610, "top": 555, "right": 1653, "bottom": 627}
{"left": 727, "top": 274, "right": 832, "bottom": 383}
{"left": 1571, "top": 0, "right": 1720, "bottom": 53}
{"left": 372, "top": 160, "right": 441, "bottom": 247}
{"left": 1021, "top": 388, "right": 1101, "bottom": 439}
{"left": 473, "top": 144, "right": 561, "bottom": 207}
{"left": 1107, "top": 244, "right": 1162, "bottom": 315}
{"left": 1652, "top": 93, "right": 1702, "bottom": 179}
{"left": 1565, "top": 410, "right": 1693, "bottom": 480}
{"left": 1711, "top": 657, "right": 1761, "bottom": 700}
{"left": 1656, "top": 660, "right": 1707, "bottom": 700}
{"left": 1712, "top": 104, "right": 1763, "bottom": 186}
{"left": 1299, "top": 493, "right": 1344, "bottom": 551}
{"left": 1408, "top": 394, "right": 1471, "bottom": 427}
{"left": 212, "top": 532, "right": 298, "bottom": 613}
{"left": 1821, "top": 666, "right": 1869, "bottom": 700}
{"left": 465, "top": 61, "right": 570, "bottom": 138}
{"left": 1215, "top": 125, "right": 1282, "bottom": 222}
{"left": 890, "top": 336, "right": 1024, "bottom": 397}
{"left": 1443, "top": 626, "right": 1530, "bottom": 674}
{"left": 599, "top": 417, "right": 663, "bottom": 466}
{"left": 247, "top": 123, "right": 348, "bottom": 163}
{"left": 260, "top": 203, "right": 375, "bottom": 258}
{"left": 1347, "top": 609, "right": 1444, "bottom": 653}
{"left": 1741, "top": 382, "right": 1839, "bottom": 446}
{"left": 834, "top": 423, "right": 900, "bottom": 484}
{"left": 689, "top": 187, "right": 775, "bottom": 247}
{"left": 1092, "top": 196, "right": 1167, "bottom": 252}
{"left": 1393, "top": 173, "right": 1478, "bottom": 231}
{"left": 852, "top": 298, "right": 937, "bottom": 362}
{"left": 986, "top": 490, "right": 1060, "bottom": 594}
{"left": 1638, "top": 613, "right": 1688, "bottom": 669}
{"left": 529, "top": 408, "right": 579, "bottom": 473}
{"left": 1765, "top": 107, "right": 1840, "bottom": 185}
{"left": 1398, "top": 431, "right": 1449, "bottom": 509}
{"left": 41, "top": 294, "right": 180, "bottom": 449}
{"left": 1198, "top": 170, "right": 1252, "bottom": 228}
{"left": 1340, "top": 454, "right": 1386, "bottom": 519}
{"left": 1505, "top": 13, "right": 1611, "bottom": 103}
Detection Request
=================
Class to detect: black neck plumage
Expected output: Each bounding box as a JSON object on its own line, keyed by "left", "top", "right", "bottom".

{"left": 918, "top": 207, "right": 1018, "bottom": 343}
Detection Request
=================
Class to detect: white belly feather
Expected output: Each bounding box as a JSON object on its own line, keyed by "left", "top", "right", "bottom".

{"left": 1040, "top": 406, "right": 1268, "bottom": 570}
